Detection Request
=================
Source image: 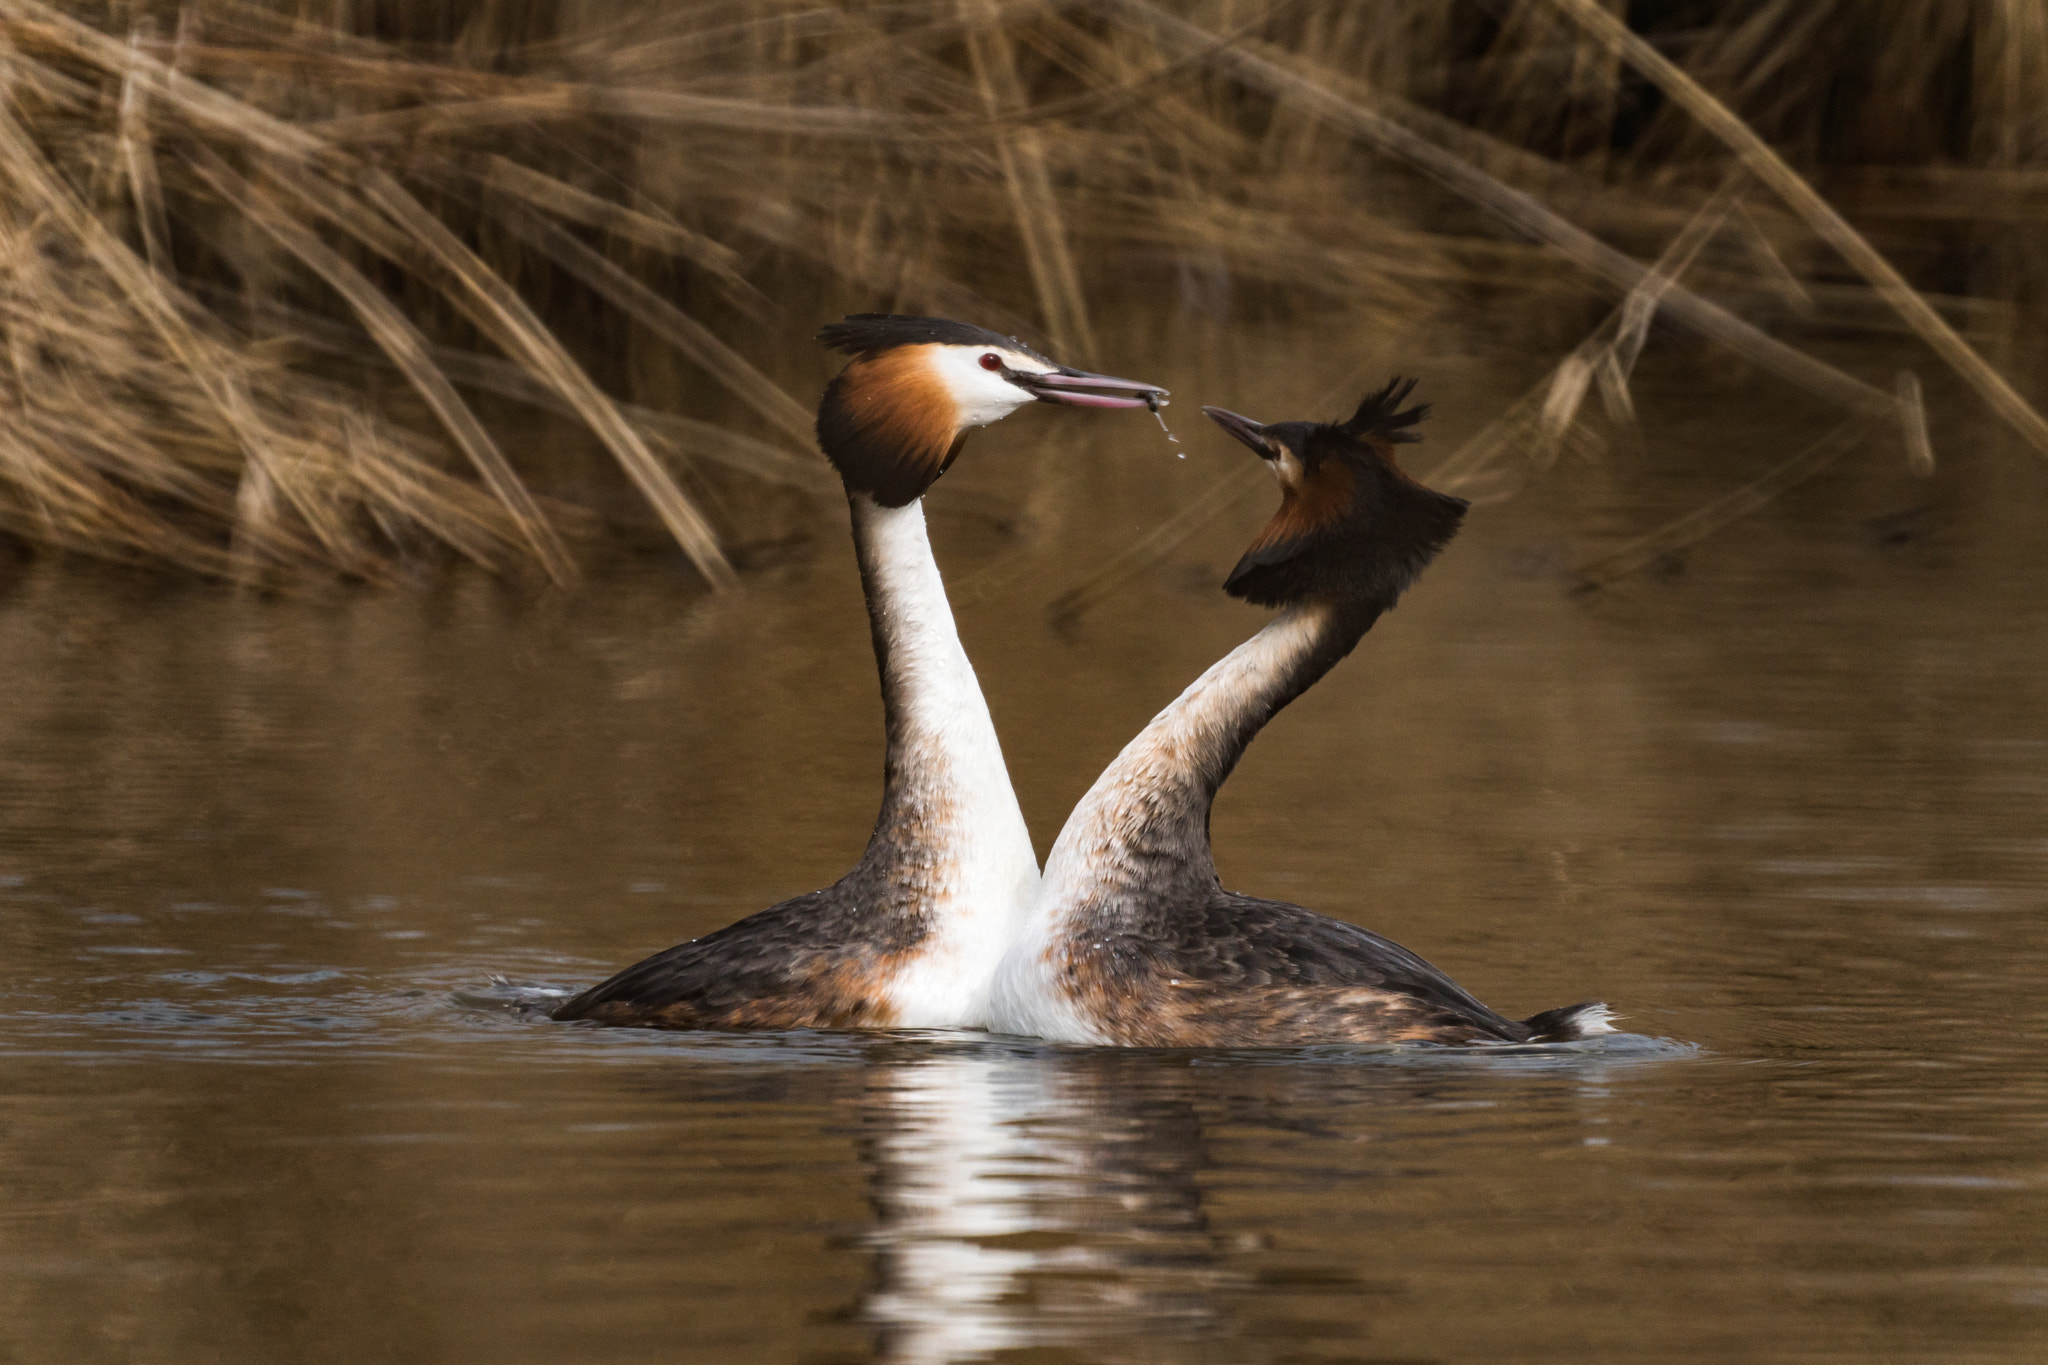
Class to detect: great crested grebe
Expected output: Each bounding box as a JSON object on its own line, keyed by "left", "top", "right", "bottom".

{"left": 553, "top": 315, "right": 1166, "bottom": 1031}
{"left": 988, "top": 380, "right": 1615, "bottom": 1048}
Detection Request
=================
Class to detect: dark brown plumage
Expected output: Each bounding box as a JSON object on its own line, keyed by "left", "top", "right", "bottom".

{"left": 817, "top": 313, "right": 1052, "bottom": 362}
{"left": 554, "top": 881, "right": 923, "bottom": 1030}
{"left": 1053, "top": 891, "right": 1608, "bottom": 1047}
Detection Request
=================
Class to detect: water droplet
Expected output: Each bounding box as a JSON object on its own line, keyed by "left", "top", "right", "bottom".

{"left": 1144, "top": 392, "right": 1181, "bottom": 450}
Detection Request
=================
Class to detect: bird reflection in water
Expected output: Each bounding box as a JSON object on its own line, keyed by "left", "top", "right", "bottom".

{"left": 842, "top": 1041, "right": 1654, "bottom": 1362}
{"left": 851, "top": 1045, "right": 1227, "bottom": 1364}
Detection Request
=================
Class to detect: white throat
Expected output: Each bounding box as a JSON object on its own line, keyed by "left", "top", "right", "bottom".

{"left": 850, "top": 494, "right": 1040, "bottom": 1027}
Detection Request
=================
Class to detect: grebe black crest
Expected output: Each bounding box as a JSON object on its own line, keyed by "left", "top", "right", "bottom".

{"left": 553, "top": 316, "right": 1165, "bottom": 1032}
{"left": 988, "top": 380, "right": 1617, "bottom": 1048}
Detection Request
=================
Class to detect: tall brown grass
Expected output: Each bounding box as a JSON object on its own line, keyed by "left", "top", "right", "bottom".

{"left": 0, "top": 0, "right": 2042, "bottom": 585}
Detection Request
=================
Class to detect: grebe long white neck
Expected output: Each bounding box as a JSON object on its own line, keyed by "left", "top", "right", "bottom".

{"left": 846, "top": 492, "right": 1038, "bottom": 1024}
{"left": 1034, "top": 601, "right": 1363, "bottom": 913}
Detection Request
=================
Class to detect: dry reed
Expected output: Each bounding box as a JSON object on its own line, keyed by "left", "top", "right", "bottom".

{"left": 0, "top": 0, "right": 2041, "bottom": 586}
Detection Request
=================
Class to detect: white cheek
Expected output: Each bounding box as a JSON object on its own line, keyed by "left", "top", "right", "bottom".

{"left": 1273, "top": 449, "right": 1304, "bottom": 490}
{"left": 926, "top": 348, "right": 1037, "bottom": 427}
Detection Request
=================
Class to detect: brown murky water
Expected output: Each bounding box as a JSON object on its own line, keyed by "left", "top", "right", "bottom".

{"left": 4, "top": 327, "right": 2048, "bottom": 1363}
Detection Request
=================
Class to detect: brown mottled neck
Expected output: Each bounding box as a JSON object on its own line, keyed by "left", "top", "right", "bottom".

{"left": 1042, "top": 598, "right": 1380, "bottom": 911}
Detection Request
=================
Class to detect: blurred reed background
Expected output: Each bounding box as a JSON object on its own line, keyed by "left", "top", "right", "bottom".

{"left": 0, "top": 0, "right": 2042, "bottom": 588}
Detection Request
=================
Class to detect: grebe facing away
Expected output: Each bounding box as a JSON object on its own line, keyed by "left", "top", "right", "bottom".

{"left": 553, "top": 315, "right": 1166, "bottom": 1031}
{"left": 989, "top": 381, "right": 1616, "bottom": 1048}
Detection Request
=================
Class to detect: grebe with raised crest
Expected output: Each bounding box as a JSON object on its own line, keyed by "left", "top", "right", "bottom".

{"left": 988, "top": 380, "right": 1616, "bottom": 1047}
{"left": 553, "top": 315, "right": 1166, "bottom": 1031}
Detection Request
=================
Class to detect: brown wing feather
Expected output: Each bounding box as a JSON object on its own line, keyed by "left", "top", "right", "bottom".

{"left": 1051, "top": 891, "right": 1531, "bottom": 1047}
{"left": 1063, "top": 975, "right": 1493, "bottom": 1047}
{"left": 567, "top": 953, "right": 906, "bottom": 1031}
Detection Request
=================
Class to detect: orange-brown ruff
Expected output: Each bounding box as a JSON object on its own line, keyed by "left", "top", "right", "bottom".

{"left": 819, "top": 344, "right": 967, "bottom": 504}
{"left": 1242, "top": 454, "right": 1354, "bottom": 561}
{"left": 553, "top": 314, "right": 1165, "bottom": 1033}
{"left": 989, "top": 380, "right": 1616, "bottom": 1048}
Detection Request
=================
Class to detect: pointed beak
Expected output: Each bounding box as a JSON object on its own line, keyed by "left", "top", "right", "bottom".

{"left": 1202, "top": 406, "right": 1277, "bottom": 458}
{"left": 1016, "top": 366, "right": 1169, "bottom": 410}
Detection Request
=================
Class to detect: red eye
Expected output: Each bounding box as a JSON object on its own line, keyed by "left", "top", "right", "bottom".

{"left": 979, "top": 353, "right": 1003, "bottom": 372}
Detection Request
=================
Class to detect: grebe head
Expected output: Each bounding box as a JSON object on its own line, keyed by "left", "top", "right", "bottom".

{"left": 1202, "top": 378, "right": 1468, "bottom": 611}
{"left": 816, "top": 314, "right": 1168, "bottom": 507}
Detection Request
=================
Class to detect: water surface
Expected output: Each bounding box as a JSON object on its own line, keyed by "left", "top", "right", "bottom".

{"left": 4, "top": 330, "right": 2047, "bottom": 1362}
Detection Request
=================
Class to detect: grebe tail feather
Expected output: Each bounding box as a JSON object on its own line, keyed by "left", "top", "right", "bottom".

{"left": 1522, "top": 1001, "right": 1620, "bottom": 1042}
